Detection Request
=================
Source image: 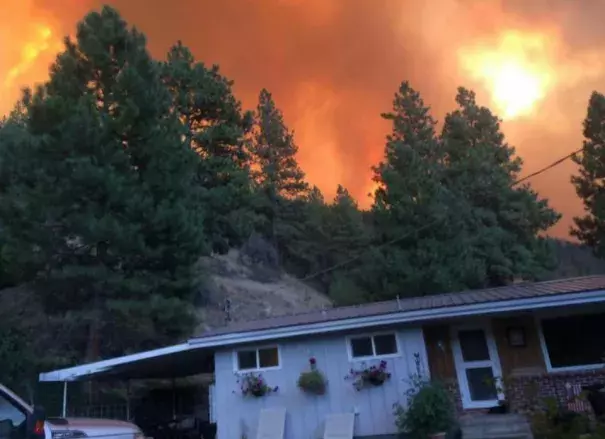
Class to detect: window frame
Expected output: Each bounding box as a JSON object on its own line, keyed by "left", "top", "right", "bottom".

{"left": 536, "top": 309, "right": 605, "bottom": 373}
{"left": 346, "top": 331, "right": 400, "bottom": 362}
{"left": 232, "top": 345, "right": 282, "bottom": 372}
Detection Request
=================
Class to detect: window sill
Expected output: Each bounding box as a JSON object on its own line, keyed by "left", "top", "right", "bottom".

{"left": 547, "top": 363, "right": 605, "bottom": 374}
{"left": 349, "top": 353, "right": 400, "bottom": 362}
{"left": 235, "top": 365, "right": 281, "bottom": 373}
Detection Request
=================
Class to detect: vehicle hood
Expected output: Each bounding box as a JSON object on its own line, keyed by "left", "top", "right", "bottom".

{"left": 47, "top": 417, "right": 140, "bottom": 433}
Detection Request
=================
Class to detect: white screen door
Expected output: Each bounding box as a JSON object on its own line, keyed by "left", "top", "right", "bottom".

{"left": 452, "top": 326, "right": 504, "bottom": 409}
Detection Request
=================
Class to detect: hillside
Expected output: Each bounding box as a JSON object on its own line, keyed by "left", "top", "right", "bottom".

{"left": 195, "top": 249, "right": 332, "bottom": 333}
{"left": 194, "top": 239, "right": 605, "bottom": 334}
{"left": 544, "top": 238, "right": 605, "bottom": 279}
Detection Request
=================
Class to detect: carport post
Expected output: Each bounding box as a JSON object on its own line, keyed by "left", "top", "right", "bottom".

{"left": 125, "top": 381, "right": 131, "bottom": 421}
{"left": 61, "top": 381, "right": 68, "bottom": 417}
{"left": 171, "top": 378, "right": 176, "bottom": 420}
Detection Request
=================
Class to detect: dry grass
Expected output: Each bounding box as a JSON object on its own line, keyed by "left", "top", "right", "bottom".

{"left": 195, "top": 249, "right": 332, "bottom": 332}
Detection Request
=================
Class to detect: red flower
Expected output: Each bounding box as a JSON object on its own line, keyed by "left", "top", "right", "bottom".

{"left": 309, "top": 357, "right": 317, "bottom": 365}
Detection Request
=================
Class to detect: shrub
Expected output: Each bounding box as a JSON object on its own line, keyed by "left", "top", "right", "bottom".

{"left": 531, "top": 398, "right": 592, "bottom": 439}
{"left": 240, "top": 233, "right": 279, "bottom": 268}
{"left": 394, "top": 379, "right": 455, "bottom": 438}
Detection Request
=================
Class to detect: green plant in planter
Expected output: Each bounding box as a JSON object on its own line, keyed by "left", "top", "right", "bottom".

{"left": 297, "top": 357, "right": 327, "bottom": 395}
{"left": 394, "top": 358, "right": 455, "bottom": 439}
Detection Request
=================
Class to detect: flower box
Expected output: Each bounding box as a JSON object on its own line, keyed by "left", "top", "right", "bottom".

{"left": 345, "top": 360, "right": 391, "bottom": 391}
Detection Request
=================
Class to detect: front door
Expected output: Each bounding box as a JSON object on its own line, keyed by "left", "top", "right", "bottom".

{"left": 452, "top": 325, "right": 504, "bottom": 409}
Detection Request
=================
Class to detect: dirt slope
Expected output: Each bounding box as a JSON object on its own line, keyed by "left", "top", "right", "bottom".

{"left": 195, "top": 249, "right": 332, "bottom": 333}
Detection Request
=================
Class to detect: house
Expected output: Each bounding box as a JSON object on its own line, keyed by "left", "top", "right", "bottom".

{"left": 39, "top": 275, "right": 605, "bottom": 439}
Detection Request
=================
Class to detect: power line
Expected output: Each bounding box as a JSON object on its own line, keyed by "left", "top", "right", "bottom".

{"left": 513, "top": 147, "right": 583, "bottom": 186}
{"left": 295, "top": 146, "right": 584, "bottom": 283}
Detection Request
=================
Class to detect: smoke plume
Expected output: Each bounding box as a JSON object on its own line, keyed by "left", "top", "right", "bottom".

{"left": 4, "top": 0, "right": 605, "bottom": 238}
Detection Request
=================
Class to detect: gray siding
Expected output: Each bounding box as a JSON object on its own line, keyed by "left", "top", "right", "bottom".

{"left": 214, "top": 326, "right": 428, "bottom": 439}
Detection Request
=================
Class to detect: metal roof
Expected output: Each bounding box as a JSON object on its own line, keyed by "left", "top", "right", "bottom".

{"left": 192, "top": 275, "right": 605, "bottom": 340}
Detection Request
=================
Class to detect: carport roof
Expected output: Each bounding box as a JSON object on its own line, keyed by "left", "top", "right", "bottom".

{"left": 38, "top": 343, "right": 215, "bottom": 382}
{"left": 39, "top": 275, "right": 605, "bottom": 383}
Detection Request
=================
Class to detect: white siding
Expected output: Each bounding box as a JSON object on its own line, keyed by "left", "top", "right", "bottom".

{"left": 214, "top": 326, "right": 428, "bottom": 439}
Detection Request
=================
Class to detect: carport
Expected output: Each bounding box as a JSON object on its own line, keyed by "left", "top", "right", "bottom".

{"left": 38, "top": 343, "right": 216, "bottom": 420}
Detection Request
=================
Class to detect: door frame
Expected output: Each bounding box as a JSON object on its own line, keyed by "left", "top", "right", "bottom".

{"left": 451, "top": 321, "right": 504, "bottom": 409}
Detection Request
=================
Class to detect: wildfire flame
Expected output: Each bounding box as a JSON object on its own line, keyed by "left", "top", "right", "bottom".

{"left": 458, "top": 30, "right": 556, "bottom": 120}
{"left": 4, "top": 25, "right": 62, "bottom": 88}
{"left": 1, "top": 19, "right": 63, "bottom": 115}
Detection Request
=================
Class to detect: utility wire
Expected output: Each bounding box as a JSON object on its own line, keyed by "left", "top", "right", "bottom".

{"left": 295, "top": 146, "right": 584, "bottom": 283}
{"left": 512, "top": 147, "right": 583, "bottom": 186}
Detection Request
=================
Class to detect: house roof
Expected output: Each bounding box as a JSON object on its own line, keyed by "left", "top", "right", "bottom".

{"left": 39, "top": 275, "right": 605, "bottom": 382}
{"left": 191, "top": 275, "right": 605, "bottom": 340}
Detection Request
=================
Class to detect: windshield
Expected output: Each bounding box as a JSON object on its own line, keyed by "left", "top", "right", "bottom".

{"left": 0, "top": 390, "right": 27, "bottom": 439}
{"left": 0, "top": 386, "right": 31, "bottom": 415}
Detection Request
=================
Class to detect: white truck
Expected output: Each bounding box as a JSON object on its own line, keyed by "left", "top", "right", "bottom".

{"left": 0, "top": 383, "right": 144, "bottom": 439}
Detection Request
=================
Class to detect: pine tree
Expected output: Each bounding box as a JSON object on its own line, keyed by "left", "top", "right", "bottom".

{"left": 0, "top": 6, "right": 206, "bottom": 360}
{"left": 250, "top": 89, "right": 309, "bottom": 266}
{"left": 441, "top": 88, "right": 560, "bottom": 285}
{"left": 363, "top": 82, "right": 560, "bottom": 300}
{"left": 571, "top": 91, "right": 605, "bottom": 257}
{"left": 162, "top": 42, "right": 256, "bottom": 253}
{"left": 252, "top": 89, "right": 308, "bottom": 199}
{"left": 282, "top": 186, "right": 328, "bottom": 279}
{"left": 322, "top": 185, "right": 371, "bottom": 303}
{"left": 326, "top": 185, "right": 369, "bottom": 261}
{"left": 367, "top": 81, "right": 452, "bottom": 299}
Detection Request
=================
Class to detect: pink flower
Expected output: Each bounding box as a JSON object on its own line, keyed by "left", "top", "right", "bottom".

{"left": 309, "top": 357, "right": 317, "bottom": 365}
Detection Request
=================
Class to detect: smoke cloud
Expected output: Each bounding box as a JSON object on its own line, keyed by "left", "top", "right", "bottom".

{"left": 5, "top": 0, "right": 605, "bottom": 238}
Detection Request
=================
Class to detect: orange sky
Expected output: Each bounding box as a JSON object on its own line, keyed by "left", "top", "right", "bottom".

{"left": 3, "top": 0, "right": 605, "bottom": 238}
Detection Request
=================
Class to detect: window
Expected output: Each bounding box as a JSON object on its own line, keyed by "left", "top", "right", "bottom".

{"left": 0, "top": 392, "right": 27, "bottom": 439}
{"left": 349, "top": 333, "right": 398, "bottom": 359}
{"left": 235, "top": 346, "right": 279, "bottom": 371}
{"left": 541, "top": 312, "right": 605, "bottom": 370}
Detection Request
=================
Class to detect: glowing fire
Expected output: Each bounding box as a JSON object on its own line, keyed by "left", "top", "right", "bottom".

{"left": 458, "top": 30, "right": 556, "bottom": 119}
{"left": 4, "top": 25, "right": 62, "bottom": 88}
{"left": 1, "top": 19, "right": 63, "bottom": 115}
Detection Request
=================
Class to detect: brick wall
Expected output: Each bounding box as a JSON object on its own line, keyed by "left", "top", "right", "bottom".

{"left": 506, "top": 369, "right": 605, "bottom": 413}
{"left": 445, "top": 369, "right": 605, "bottom": 415}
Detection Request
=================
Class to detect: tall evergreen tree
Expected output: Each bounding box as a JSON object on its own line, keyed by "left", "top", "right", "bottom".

{"left": 325, "top": 185, "right": 369, "bottom": 263}
{"left": 0, "top": 6, "right": 206, "bottom": 360}
{"left": 441, "top": 88, "right": 560, "bottom": 285}
{"left": 284, "top": 186, "right": 328, "bottom": 279}
{"left": 367, "top": 81, "right": 452, "bottom": 299}
{"left": 252, "top": 89, "right": 308, "bottom": 200}
{"left": 362, "top": 82, "right": 560, "bottom": 300}
{"left": 323, "top": 185, "right": 371, "bottom": 304}
{"left": 571, "top": 91, "right": 605, "bottom": 257}
{"left": 162, "top": 43, "right": 256, "bottom": 253}
{"left": 250, "top": 89, "right": 309, "bottom": 267}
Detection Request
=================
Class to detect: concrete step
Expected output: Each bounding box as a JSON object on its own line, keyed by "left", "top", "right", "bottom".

{"left": 460, "top": 413, "right": 533, "bottom": 439}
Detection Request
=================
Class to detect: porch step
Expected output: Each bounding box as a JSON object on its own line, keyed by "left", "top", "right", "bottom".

{"left": 460, "top": 413, "right": 533, "bottom": 439}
